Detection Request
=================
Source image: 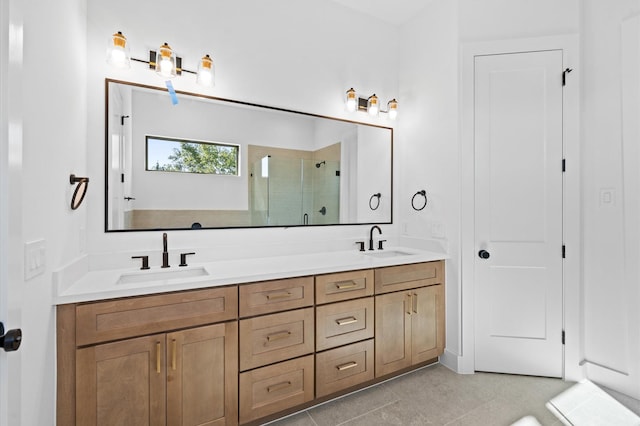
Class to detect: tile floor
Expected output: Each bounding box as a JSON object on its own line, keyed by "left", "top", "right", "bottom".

{"left": 265, "top": 363, "right": 640, "bottom": 426}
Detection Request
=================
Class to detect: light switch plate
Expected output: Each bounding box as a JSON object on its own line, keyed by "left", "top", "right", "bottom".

{"left": 24, "top": 239, "right": 46, "bottom": 280}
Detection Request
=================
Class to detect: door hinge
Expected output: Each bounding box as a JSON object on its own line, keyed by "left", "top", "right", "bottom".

{"left": 562, "top": 245, "right": 566, "bottom": 258}
{"left": 562, "top": 330, "right": 565, "bottom": 345}
{"left": 562, "top": 159, "right": 566, "bottom": 172}
{"left": 562, "top": 68, "right": 573, "bottom": 86}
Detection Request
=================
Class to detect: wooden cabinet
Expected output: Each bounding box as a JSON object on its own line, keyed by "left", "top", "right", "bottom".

{"left": 58, "top": 260, "right": 445, "bottom": 425}
{"left": 76, "top": 322, "right": 238, "bottom": 426}
{"left": 61, "top": 286, "right": 239, "bottom": 426}
{"left": 375, "top": 262, "right": 445, "bottom": 377}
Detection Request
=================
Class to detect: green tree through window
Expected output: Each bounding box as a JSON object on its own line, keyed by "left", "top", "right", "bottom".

{"left": 146, "top": 136, "right": 239, "bottom": 175}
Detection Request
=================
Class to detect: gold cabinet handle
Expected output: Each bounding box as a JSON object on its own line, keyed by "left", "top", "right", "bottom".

{"left": 266, "top": 291, "right": 292, "bottom": 300}
{"left": 171, "top": 339, "right": 177, "bottom": 371}
{"left": 266, "top": 331, "right": 291, "bottom": 342}
{"left": 156, "top": 342, "right": 161, "bottom": 374}
{"left": 335, "top": 316, "right": 358, "bottom": 326}
{"left": 335, "top": 280, "right": 358, "bottom": 290}
{"left": 413, "top": 292, "right": 418, "bottom": 314}
{"left": 267, "top": 381, "right": 292, "bottom": 393}
{"left": 406, "top": 294, "right": 412, "bottom": 315}
{"left": 336, "top": 361, "right": 358, "bottom": 371}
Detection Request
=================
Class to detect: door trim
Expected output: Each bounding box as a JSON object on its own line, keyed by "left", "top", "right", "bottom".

{"left": 459, "top": 35, "right": 582, "bottom": 381}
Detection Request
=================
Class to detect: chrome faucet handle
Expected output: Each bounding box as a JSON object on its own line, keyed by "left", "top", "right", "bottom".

{"left": 378, "top": 240, "right": 387, "bottom": 250}
{"left": 179, "top": 252, "right": 196, "bottom": 267}
{"left": 132, "top": 255, "right": 150, "bottom": 270}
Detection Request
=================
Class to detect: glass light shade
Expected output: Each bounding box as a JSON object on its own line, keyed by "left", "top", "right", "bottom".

{"left": 156, "top": 43, "right": 177, "bottom": 79}
{"left": 345, "top": 88, "right": 357, "bottom": 112}
{"left": 367, "top": 94, "right": 379, "bottom": 116}
{"left": 106, "top": 31, "right": 130, "bottom": 69}
{"left": 196, "top": 54, "right": 215, "bottom": 87}
{"left": 387, "top": 99, "right": 398, "bottom": 120}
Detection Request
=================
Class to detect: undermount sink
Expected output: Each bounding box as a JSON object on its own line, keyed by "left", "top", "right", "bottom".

{"left": 117, "top": 266, "right": 209, "bottom": 284}
{"left": 363, "top": 250, "right": 415, "bottom": 258}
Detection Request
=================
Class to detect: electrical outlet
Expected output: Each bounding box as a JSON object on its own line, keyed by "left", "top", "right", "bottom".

{"left": 431, "top": 222, "right": 446, "bottom": 239}
{"left": 24, "top": 239, "right": 46, "bottom": 280}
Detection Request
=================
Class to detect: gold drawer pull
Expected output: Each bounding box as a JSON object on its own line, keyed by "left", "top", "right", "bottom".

{"left": 336, "top": 361, "right": 358, "bottom": 371}
{"left": 266, "top": 331, "right": 291, "bottom": 342}
{"left": 335, "top": 316, "right": 358, "bottom": 326}
{"left": 267, "top": 381, "right": 292, "bottom": 393}
{"left": 412, "top": 292, "right": 418, "bottom": 314}
{"left": 266, "top": 292, "right": 292, "bottom": 300}
{"left": 335, "top": 280, "right": 358, "bottom": 290}
{"left": 156, "top": 342, "right": 161, "bottom": 374}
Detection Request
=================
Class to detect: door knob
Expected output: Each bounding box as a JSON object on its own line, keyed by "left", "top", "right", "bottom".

{"left": 478, "top": 250, "right": 490, "bottom": 259}
{"left": 0, "top": 322, "right": 22, "bottom": 352}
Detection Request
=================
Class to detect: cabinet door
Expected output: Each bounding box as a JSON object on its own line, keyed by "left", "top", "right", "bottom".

{"left": 76, "top": 334, "right": 167, "bottom": 426}
{"left": 375, "top": 292, "right": 412, "bottom": 377}
{"left": 167, "top": 322, "right": 238, "bottom": 426}
{"left": 411, "top": 285, "right": 445, "bottom": 364}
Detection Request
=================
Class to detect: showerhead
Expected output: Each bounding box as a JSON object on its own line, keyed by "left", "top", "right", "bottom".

{"left": 315, "top": 161, "right": 326, "bottom": 168}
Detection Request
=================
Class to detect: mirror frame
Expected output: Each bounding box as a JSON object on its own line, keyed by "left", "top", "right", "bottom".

{"left": 104, "top": 78, "right": 394, "bottom": 232}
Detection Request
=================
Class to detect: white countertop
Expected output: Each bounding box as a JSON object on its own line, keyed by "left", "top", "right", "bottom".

{"left": 55, "top": 247, "right": 447, "bottom": 305}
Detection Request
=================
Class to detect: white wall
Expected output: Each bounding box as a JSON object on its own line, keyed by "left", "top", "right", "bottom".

{"left": 398, "top": 0, "right": 461, "bottom": 362}
{"left": 1, "top": 0, "right": 87, "bottom": 424}
{"left": 581, "top": 0, "right": 640, "bottom": 399}
{"left": 86, "top": 0, "right": 399, "bottom": 259}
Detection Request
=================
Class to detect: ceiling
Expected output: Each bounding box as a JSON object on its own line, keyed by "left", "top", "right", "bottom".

{"left": 327, "top": 0, "right": 431, "bottom": 25}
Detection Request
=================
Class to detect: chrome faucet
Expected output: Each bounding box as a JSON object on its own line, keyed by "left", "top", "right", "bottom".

{"left": 162, "top": 232, "right": 170, "bottom": 268}
{"left": 369, "top": 225, "right": 382, "bottom": 251}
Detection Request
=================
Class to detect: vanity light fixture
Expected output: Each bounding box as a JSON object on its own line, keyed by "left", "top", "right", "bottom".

{"left": 106, "top": 31, "right": 215, "bottom": 87}
{"left": 106, "top": 31, "right": 130, "bottom": 69}
{"left": 345, "top": 88, "right": 398, "bottom": 120}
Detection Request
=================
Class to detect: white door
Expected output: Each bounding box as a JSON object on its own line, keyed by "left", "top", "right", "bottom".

{"left": 474, "top": 50, "right": 564, "bottom": 377}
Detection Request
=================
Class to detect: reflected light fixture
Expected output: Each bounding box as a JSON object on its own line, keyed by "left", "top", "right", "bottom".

{"left": 344, "top": 88, "right": 398, "bottom": 120}
{"left": 106, "top": 31, "right": 215, "bottom": 88}
{"left": 106, "top": 31, "right": 130, "bottom": 69}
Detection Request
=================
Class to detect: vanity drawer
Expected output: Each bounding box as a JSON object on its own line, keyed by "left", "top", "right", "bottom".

{"left": 375, "top": 261, "right": 444, "bottom": 294}
{"left": 315, "top": 269, "right": 374, "bottom": 304}
{"left": 315, "top": 297, "right": 374, "bottom": 351}
{"left": 239, "top": 276, "right": 314, "bottom": 318}
{"left": 75, "top": 286, "right": 238, "bottom": 346}
{"left": 239, "top": 307, "right": 314, "bottom": 371}
{"left": 316, "top": 339, "right": 374, "bottom": 398}
{"left": 239, "top": 354, "right": 314, "bottom": 424}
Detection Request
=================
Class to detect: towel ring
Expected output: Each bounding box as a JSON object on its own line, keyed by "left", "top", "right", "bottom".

{"left": 369, "top": 193, "right": 381, "bottom": 210}
{"left": 411, "top": 190, "right": 427, "bottom": 211}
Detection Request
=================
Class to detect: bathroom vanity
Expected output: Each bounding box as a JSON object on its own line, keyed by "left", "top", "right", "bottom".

{"left": 56, "top": 252, "right": 445, "bottom": 425}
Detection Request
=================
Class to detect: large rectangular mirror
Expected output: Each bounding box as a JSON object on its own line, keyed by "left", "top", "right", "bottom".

{"left": 105, "top": 79, "right": 393, "bottom": 231}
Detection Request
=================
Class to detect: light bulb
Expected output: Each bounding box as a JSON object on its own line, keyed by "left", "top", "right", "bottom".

{"left": 387, "top": 99, "right": 398, "bottom": 120}
{"left": 345, "top": 88, "right": 357, "bottom": 112}
{"left": 106, "top": 31, "right": 130, "bottom": 69}
{"left": 367, "top": 94, "right": 379, "bottom": 116}
{"left": 196, "top": 54, "right": 215, "bottom": 87}
{"left": 155, "top": 43, "right": 176, "bottom": 79}
{"left": 159, "top": 57, "right": 173, "bottom": 77}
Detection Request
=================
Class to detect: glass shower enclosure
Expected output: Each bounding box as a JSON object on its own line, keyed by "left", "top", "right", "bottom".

{"left": 250, "top": 156, "right": 340, "bottom": 226}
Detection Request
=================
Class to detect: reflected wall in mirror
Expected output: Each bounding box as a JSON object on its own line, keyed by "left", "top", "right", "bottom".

{"left": 105, "top": 79, "right": 393, "bottom": 231}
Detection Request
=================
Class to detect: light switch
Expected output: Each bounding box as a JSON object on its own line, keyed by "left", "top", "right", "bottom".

{"left": 24, "top": 239, "right": 46, "bottom": 280}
